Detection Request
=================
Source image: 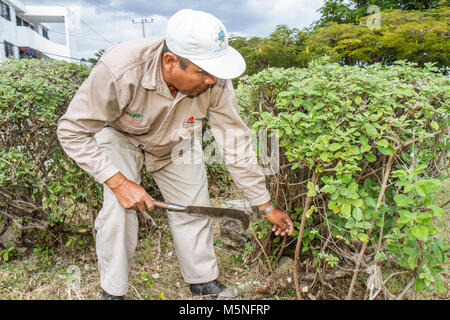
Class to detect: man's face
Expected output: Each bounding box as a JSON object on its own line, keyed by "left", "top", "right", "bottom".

{"left": 167, "top": 57, "right": 217, "bottom": 98}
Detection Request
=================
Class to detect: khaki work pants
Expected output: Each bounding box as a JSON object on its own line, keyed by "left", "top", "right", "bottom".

{"left": 94, "top": 126, "right": 218, "bottom": 296}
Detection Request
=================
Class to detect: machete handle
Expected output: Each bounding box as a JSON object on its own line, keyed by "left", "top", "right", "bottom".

{"left": 152, "top": 201, "right": 186, "bottom": 212}
{"left": 152, "top": 201, "right": 169, "bottom": 209}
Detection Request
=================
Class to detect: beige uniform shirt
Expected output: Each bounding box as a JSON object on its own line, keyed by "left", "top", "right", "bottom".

{"left": 57, "top": 37, "right": 270, "bottom": 206}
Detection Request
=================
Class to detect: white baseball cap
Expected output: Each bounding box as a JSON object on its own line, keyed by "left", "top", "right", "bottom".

{"left": 165, "top": 9, "right": 246, "bottom": 80}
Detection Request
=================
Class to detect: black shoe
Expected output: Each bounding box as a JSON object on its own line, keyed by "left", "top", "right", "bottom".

{"left": 101, "top": 290, "right": 124, "bottom": 300}
{"left": 190, "top": 280, "right": 226, "bottom": 297}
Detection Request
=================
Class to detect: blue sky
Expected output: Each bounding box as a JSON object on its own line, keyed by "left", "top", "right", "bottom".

{"left": 21, "top": 0, "right": 324, "bottom": 60}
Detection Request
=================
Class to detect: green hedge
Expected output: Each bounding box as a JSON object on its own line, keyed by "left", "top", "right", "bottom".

{"left": 236, "top": 58, "right": 449, "bottom": 297}
{"left": 0, "top": 59, "right": 164, "bottom": 254}
{"left": 1, "top": 57, "right": 448, "bottom": 298}
{"left": 0, "top": 59, "right": 100, "bottom": 250}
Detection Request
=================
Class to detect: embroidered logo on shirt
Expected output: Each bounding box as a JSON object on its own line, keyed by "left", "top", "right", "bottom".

{"left": 122, "top": 110, "right": 143, "bottom": 124}
{"left": 187, "top": 116, "right": 195, "bottom": 123}
{"left": 186, "top": 116, "right": 204, "bottom": 124}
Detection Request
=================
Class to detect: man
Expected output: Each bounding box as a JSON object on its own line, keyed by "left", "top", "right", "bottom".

{"left": 57, "top": 9, "right": 293, "bottom": 300}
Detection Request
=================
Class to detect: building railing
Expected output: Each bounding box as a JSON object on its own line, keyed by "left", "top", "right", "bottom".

{"left": 15, "top": 25, "right": 69, "bottom": 59}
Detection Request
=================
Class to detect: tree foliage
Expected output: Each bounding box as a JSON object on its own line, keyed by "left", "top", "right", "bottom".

{"left": 230, "top": 25, "right": 309, "bottom": 75}
{"left": 307, "top": 7, "right": 450, "bottom": 67}
{"left": 314, "top": 0, "right": 447, "bottom": 27}
{"left": 230, "top": 4, "right": 449, "bottom": 76}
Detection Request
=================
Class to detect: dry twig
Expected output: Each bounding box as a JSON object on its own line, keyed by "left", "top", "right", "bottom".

{"left": 293, "top": 169, "right": 319, "bottom": 300}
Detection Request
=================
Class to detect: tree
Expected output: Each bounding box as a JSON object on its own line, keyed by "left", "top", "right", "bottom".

{"left": 351, "top": 0, "right": 445, "bottom": 10}
{"left": 307, "top": 7, "right": 450, "bottom": 67}
{"left": 229, "top": 25, "right": 309, "bottom": 76}
{"left": 314, "top": 0, "right": 359, "bottom": 27}
{"left": 314, "top": 0, "right": 447, "bottom": 28}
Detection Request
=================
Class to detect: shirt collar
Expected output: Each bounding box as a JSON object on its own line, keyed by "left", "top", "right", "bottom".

{"left": 141, "top": 40, "right": 186, "bottom": 101}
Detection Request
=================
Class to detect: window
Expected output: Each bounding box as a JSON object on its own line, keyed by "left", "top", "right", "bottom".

{"left": 15, "top": 16, "right": 39, "bottom": 35}
{"left": 19, "top": 47, "right": 36, "bottom": 59}
{"left": 0, "top": 1, "right": 10, "bottom": 21}
{"left": 4, "top": 41, "right": 14, "bottom": 58}
{"left": 42, "top": 28, "right": 49, "bottom": 40}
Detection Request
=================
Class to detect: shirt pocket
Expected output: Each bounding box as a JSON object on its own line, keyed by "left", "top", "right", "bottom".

{"left": 113, "top": 109, "right": 151, "bottom": 135}
{"left": 179, "top": 119, "right": 203, "bottom": 140}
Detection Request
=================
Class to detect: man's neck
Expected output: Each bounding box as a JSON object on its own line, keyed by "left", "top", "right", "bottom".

{"left": 161, "top": 62, "right": 178, "bottom": 98}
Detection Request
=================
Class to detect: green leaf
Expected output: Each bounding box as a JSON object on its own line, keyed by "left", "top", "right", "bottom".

{"left": 345, "top": 217, "right": 355, "bottom": 229}
{"left": 407, "top": 254, "right": 418, "bottom": 270}
{"left": 328, "top": 143, "right": 342, "bottom": 152}
{"left": 414, "top": 184, "right": 426, "bottom": 197}
{"left": 430, "top": 120, "right": 439, "bottom": 130}
{"left": 416, "top": 179, "right": 442, "bottom": 194}
{"left": 376, "top": 144, "right": 395, "bottom": 155}
{"left": 427, "top": 204, "right": 444, "bottom": 217}
{"left": 364, "top": 123, "right": 378, "bottom": 139}
{"left": 357, "top": 233, "right": 369, "bottom": 242}
{"left": 360, "top": 140, "right": 371, "bottom": 153}
{"left": 394, "top": 194, "right": 413, "bottom": 207}
{"left": 415, "top": 278, "right": 425, "bottom": 291}
{"left": 410, "top": 225, "right": 428, "bottom": 241}
{"left": 364, "top": 197, "right": 376, "bottom": 208}
{"left": 352, "top": 207, "right": 363, "bottom": 222}
{"left": 397, "top": 210, "right": 413, "bottom": 225}
{"left": 362, "top": 221, "right": 372, "bottom": 229}
{"left": 376, "top": 139, "right": 389, "bottom": 149}
{"left": 351, "top": 198, "right": 364, "bottom": 208}
{"left": 307, "top": 181, "right": 317, "bottom": 197}
{"left": 341, "top": 174, "right": 352, "bottom": 184}
{"left": 320, "top": 184, "right": 336, "bottom": 194}
{"left": 319, "top": 152, "right": 329, "bottom": 162}
{"left": 341, "top": 202, "right": 351, "bottom": 217}
{"left": 403, "top": 183, "right": 414, "bottom": 193}
{"left": 365, "top": 153, "right": 376, "bottom": 162}
{"left": 434, "top": 246, "right": 446, "bottom": 265}
{"left": 305, "top": 206, "right": 316, "bottom": 218}
{"left": 354, "top": 96, "right": 362, "bottom": 105}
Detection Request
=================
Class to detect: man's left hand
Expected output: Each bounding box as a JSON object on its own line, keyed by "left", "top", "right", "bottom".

{"left": 263, "top": 208, "right": 294, "bottom": 237}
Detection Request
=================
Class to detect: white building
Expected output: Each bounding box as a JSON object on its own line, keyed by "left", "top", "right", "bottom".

{"left": 0, "top": 0, "right": 71, "bottom": 61}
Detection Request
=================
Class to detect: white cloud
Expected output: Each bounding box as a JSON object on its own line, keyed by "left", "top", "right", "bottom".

{"left": 241, "top": 0, "right": 322, "bottom": 36}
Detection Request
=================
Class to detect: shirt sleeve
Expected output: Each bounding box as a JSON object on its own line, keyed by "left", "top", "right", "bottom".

{"left": 207, "top": 80, "right": 271, "bottom": 206}
{"left": 56, "top": 62, "right": 123, "bottom": 184}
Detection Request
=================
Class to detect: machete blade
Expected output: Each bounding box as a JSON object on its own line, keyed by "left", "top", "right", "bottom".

{"left": 152, "top": 201, "right": 251, "bottom": 231}
{"left": 183, "top": 206, "right": 250, "bottom": 230}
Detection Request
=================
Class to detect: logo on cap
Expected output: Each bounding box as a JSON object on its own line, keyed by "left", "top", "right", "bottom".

{"left": 218, "top": 30, "right": 226, "bottom": 45}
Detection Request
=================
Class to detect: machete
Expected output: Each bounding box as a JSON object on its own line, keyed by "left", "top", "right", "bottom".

{"left": 152, "top": 200, "right": 250, "bottom": 230}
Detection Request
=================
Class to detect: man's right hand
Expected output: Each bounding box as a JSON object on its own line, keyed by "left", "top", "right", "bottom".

{"left": 105, "top": 172, "right": 154, "bottom": 213}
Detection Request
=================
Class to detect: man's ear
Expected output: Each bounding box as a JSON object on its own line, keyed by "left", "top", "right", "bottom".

{"left": 162, "top": 52, "right": 178, "bottom": 73}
